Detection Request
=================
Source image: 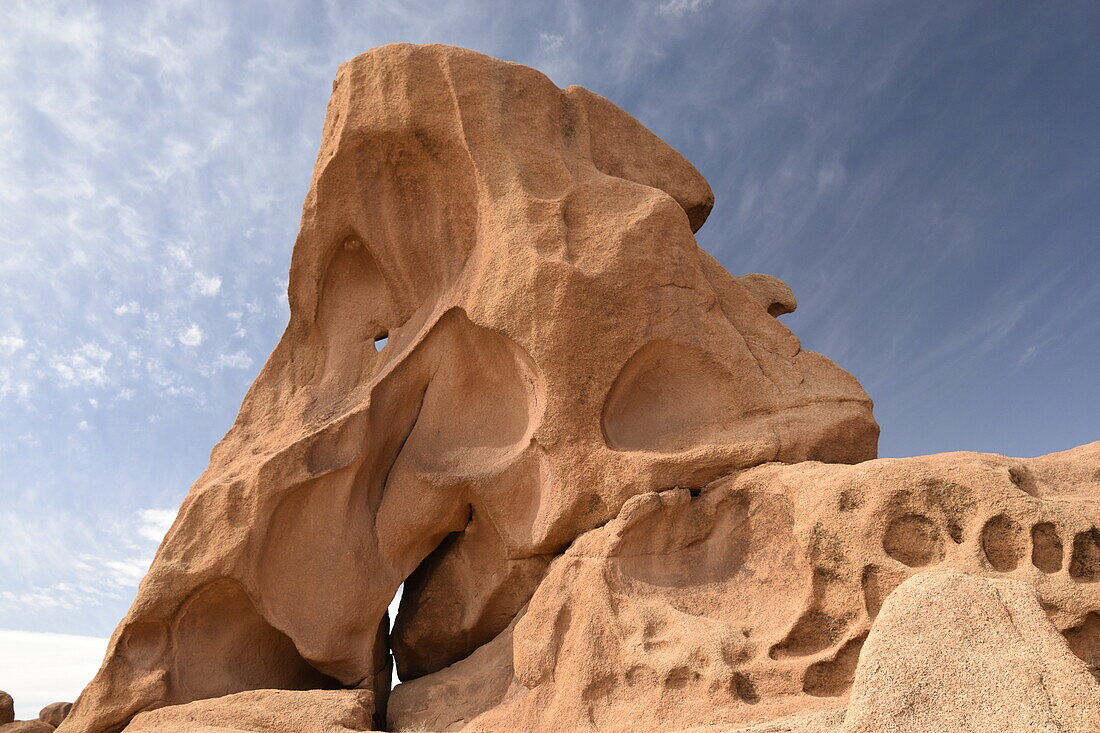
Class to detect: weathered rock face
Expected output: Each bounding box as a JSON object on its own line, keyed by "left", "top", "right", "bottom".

{"left": 60, "top": 43, "right": 875, "bottom": 733}
{"left": 58, "top": 43, "right": 1098, "bottom": 733}
{"left": 37, "top": 704, "right": 71, "bottom": 729}
{"left": 388, "top": 443, "right": 1100, "bottom": 731}
{"left": 124, "top": 689, "right": 374, "bottom": 733}
{"left": 0, "top": 691, "right": 13, "bottom": 726}
{"left": 0, "top": 721, "right": 56, "bottom": 733}
{"left": 841, "top": 570, "right": 1100, "bottom": 733}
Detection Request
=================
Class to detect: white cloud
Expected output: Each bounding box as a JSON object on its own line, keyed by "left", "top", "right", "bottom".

{"left": 137, "top": 508, "right": 175, "bottom": 543}
{"left": 214, "top": 350, "right": 252, "bottom": 369}
{"left": 113, "top": 301, "right": 140, "bottom": 315}
{"left": 0, "top": 505, "right": 178, "bottom": 626}
{"left": 657, "top": 0, "right": 712, "bottom": 16}
{"left": 167, "top": 244, "right": 192, "bottom": 267}
{"left": 0, "top": 630, "right": 108, "bottom": 719}
{"left": 0, "top": 334, "right": 27, "bottom": 353}
{"left": 177, "top": 324, "right": 204, "bottom": 347}
{"left": 539, "top": 32, "right": 564, "bottom": 52}
{"left": 50, "top": 343, "right": 112, "bottom": 387}
{"left": 190, "top": 272, "right": 222, "bottom": 296}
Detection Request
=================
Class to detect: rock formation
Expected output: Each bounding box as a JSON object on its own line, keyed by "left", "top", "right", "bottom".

{"left": 36, "top": 705, "right": 71, "bottom": 729}
{"left": 55, "top": 44, "right": 1099, "bottom": 732}
{"left": 0, "top": 692, "right": 12, "bottom": 727}
{"left": 388, "top": 443, "right": 1100, "bottom": 731}
{"left": 0, "top": 694, "right": 73, "bottom": 733}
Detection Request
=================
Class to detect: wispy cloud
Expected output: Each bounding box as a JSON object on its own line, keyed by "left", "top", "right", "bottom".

{"left": 189, "top": 273, "right": 222, "bottom": 297}
{"left": 50, "top": 343, "right": 112, "bottom": 387}
{"left": 0, "top": 334, "right": 27, "bottom": 353}
{"left": 657, "top": 0, "right": 713, "bottom": 17}
{"left": 539, "top": 32, "right": 564, "bottom": 53}
{"left": 213, "top": 350, "right": 253, "bottom": 370}
{"left": 177, "top": 324, "right": 205, "bottom": 347}
{"left": 0, "top": 504, "right": 177, "bottom": 620}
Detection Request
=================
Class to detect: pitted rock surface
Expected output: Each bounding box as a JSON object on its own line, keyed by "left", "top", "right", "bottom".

{"left": 56, "top": 44, "right": 1097, "bottom": 733}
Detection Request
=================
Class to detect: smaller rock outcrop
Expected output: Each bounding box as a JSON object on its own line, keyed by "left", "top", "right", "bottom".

{"left": 122, "top": 689, "right": 375, "bottom": 733}
{"left": 0, "top": 721, "right": 56, "bottom": 733}
{"left": 0, "top": 692, "right": 73, "bottom": 732}
{"left": 841, "top": 570, "right": 1100, "bottom": 732}
{"left": 37, "top": 704, "right": 71, "bottom": 728}
{"left": 0, "top": 691, "right": 13, "bottom": 725}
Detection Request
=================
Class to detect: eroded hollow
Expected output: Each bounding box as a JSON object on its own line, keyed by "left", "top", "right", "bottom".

{"left": 173, "top": 579, "right": 339, "bottom": 702}
{"left": 317, "top": 236, "right": 397, "bottom": 383}
{"left": 981, "top": 514, "right": 1025, "bottom": 572}
{"left": 601, "top": 340, "right": 750, "bottom": 452}
{"left": 802, "top": 633, "right": 868, "bottom": 697}
{"left": 770, "top": 566, "right": 854, "bottom": 661}
{"left": 1070, "top": 528, "right": 1100, "bottom": 582}
{"left": 1063, "top": 612, "right": 1100, "bottom": 680}
{"left": 1031, "top": 522, "right": 1064, "bottom": 573}
{"left": 616, "top": 492, "right": 753, "bottom": 587}
{"left": 861, "top": 564, "right": 907, "bottom": 619}
{"left": 883, "top": 513, "right": 944, "bottom": 567}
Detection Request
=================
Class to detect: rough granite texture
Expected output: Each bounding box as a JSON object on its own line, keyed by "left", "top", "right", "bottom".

{"left": 54, "top": 44, "right": 1099, "bottom": 733}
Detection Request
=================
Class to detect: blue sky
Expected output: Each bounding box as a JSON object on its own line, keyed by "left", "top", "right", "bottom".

{"left": 1, "top": 0, "right": 1098, "bottom": 716}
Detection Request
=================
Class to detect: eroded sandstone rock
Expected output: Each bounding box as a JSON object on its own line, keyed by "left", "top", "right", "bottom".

{"left": 0, "top": 722, "right": 56, "bottom": 733}
{"left": 388, "top": 443, "right": 1100, "bottom": 732}
{"left": 58, "top": 42, "right": 1098, "bottom": 733}
{"left": 61, "top": 43, "right": 875, "bottom": 733}
{"left": 37, "top": 704, "right": 71, "bottom": 728}
{"left": 124, "top": 689, "right": 374, "bottom": 733}
{"left": 841, "top": 570, "right": 1100, "bottom": 733}
{"left": 0, "top": 692, "right": 13, "bottom": 726}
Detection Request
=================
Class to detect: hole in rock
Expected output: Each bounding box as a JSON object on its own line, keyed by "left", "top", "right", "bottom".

{"left": 1070, "top": 528, "right": 1100, "bottom": 582}
{"left": 174, "top": 579, "right": 340, "bottom": 702}
{"left": 882, "top": 513, "right": 944, "bottom": 567}
{"left": 803, "top": 633, "right": 867, "bottom": 697}
{"left": 1063, "top": 612, "right": 1100, "bottom": 680}
{"left": 980, "top": 514, "right": 1025, "bottom": 572}
{"left": 318, "top": 238, "right": 394, "bottom": 350}
{"left": 374, "top": 334, "right": 389, "bottom": 351}
{"left": 1031, "top": 522, "right": 1064, "bottom": 573}
{"left": 386, "top": 583, "right": 404, "bottom": 689}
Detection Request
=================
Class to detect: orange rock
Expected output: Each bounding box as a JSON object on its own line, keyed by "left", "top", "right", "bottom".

{"left": 123, "top": 689, "right": 375, "bottom": 733}
{"left": 389, "top": 443, "right": 1100, "bottom": 732}
{"left": 0, "top": 691, "right": 12, "bottom": 726}
{"left": 63, "top": 43, "right": 1100, "bottom": 733}
{"left": 37, "top": 704, "right": 71, "bottom": 728}
{"left": 0, "top": 723, "right": 57, "bottom": 733}
{"left": 841, "top": 570, "right": 1100, "bottom": 732}
{"left": 62, "top": 43, "right": 874, "bottom": 733}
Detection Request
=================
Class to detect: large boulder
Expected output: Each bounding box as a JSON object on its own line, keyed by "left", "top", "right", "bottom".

{"left": 0, "top": 722, "right": 57, "bottom": 733}
{"left": 60, "top": 43, "right": 875, "bottom": 733}
{"left": 123, "top": 689, "right": 375, "bottom": 733}
{"left": 389, "top": 443, "right": 1100, "bottom": 731}
{"left": 841, "top": 570, "right": 1100, "bottom": 732}
{"left": 55, "top": 41, "right": 1099, "bottom": 733}
{"left": 0, "top": 692, "right": 13, "bottom": 726}
{"left": 38, "top": 704, "right": 71, "bottom": 728}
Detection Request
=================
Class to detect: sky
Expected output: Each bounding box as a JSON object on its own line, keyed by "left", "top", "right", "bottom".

{"left": 1, "top": 0, "right": 1098, "bottom": 719}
